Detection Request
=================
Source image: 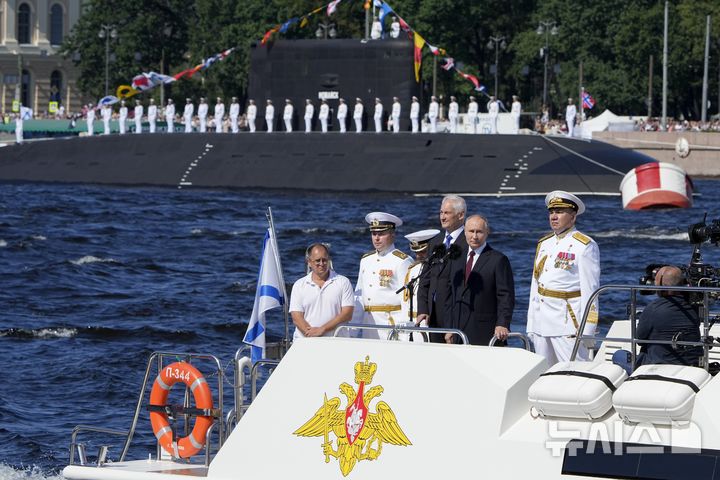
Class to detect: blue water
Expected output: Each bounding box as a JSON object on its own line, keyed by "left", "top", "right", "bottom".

{"left": 1, "top": 181, "right": 719, "bottom": 478}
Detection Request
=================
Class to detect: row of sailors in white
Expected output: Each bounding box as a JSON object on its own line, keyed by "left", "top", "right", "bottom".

{"left": 85, "top": 96, "right": 245, "bottom": 135}
{"left": 289, "top": 213, "right": 437, "bottom": 342}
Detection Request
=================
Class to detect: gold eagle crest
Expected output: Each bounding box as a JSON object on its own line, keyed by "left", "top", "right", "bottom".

{"left": 293, "top": 356, "right": 411, "bottom": 476}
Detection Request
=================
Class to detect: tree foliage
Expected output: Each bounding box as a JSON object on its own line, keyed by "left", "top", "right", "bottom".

{"left": 63, "top": 0, "right": 720, "bottom": 119}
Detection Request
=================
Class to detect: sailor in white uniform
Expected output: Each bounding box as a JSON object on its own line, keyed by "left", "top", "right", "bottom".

{"left": 229, "top": 97, "right": 240, "bottom": 133}
{"left": 353, "top": 98, "right": 363, "bottom": 133}
{"left": 214, "top": 97, "right": 225, "bottom": 133}
{"left": 487, "top": 95, "right": 499, "bottom": 134}
{"left": 198, "top": 98, "right": 208, "bottom": 133}
{"left": 428, "top": 96, "right": 439, "bottom": 133}
{"left": 148, "top": 99, "right": 158, "bottom": 133}
{"left": 352, "top": 212, "right": 413, "bottom": 339}
{"left": 370, "top": 16, "right": 382, "bottom": 40}
{"left": 467, "top": 96, "right": 478, "bottom": 134}
{"left": 101, "top": 104, "right": 112, "bottom": 135}
{"left": 246, "top": 99, "right": 257, "bottom": 132}
{"left": 164, "top": 98, "right": 175, "bottom": 133}
{"left": 410, "top": 96, "right": 420, "bottom": 133}
{"left": 337, "top": 98, "right": 347, "bottom": 133}
{"left": 391, "top": 97, "right": 401, "bottom": 133}
{"left": 86, "top": 103, "right": 96, "bottom": 136}
{"left": 283, "top": 99, "right": 294, "bottom": 132}
{"left": 318, "top": 99, "right": 329, "bottom": 133}
{"left": 304, "top": 99, "right": 314, "bottom": 133}
{"left": 134, "top": 99, "right": 143, "bottom": 134}
{"left": 118, "top": 100, "right": 128, "bottom": 134}
{"left": 373, "top": 98, "right": 383, "bottom": 133}
{"left": 565, "top": 98, "right": 577, "bottom": 137}
{"left": 14, "top": 112, "right": 23, "bottom": 144}
{"left": 264, "top": 99, "right": 275, "bottom": 132}
{"left": 401, "top": 229, "right": 441, "bottom": 342}
{"left": 183, "top": 98, "right": 194, "bottom": 133}
{"left": 510, "top": 95, "right": 521, "bottom": 134}
{"left": 448, "top": 96, "right": 459, "bottom": 133}
{"left": 527, "top": 191, "right": 600, "bottom": 365}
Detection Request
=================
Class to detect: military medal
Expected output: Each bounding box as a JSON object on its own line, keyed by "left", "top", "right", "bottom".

{"left": 379, "top": 269, "right": 393, "bottom": 287}
{"left": 554, "top": 252, "right": 575, "bottom": 270}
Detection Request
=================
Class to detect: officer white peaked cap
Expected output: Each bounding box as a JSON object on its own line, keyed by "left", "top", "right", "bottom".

{"left": 412, "top": 96, "right": 418, "bottom": 100}
{"left": 365, "top": 211, "right": 403, "bottom": 231}
{"left": 545, "top": 190, "right": 585, "bottom": 215}
{"left": 405, "top": 229, "right": 441, "bottom": 252}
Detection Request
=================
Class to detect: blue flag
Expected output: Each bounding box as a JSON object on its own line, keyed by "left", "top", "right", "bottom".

{"left": 378, "top": 2, "right": 393, "bottom": 30}
{"left": 242, "top": 229, "right": 285, "bottom": 362}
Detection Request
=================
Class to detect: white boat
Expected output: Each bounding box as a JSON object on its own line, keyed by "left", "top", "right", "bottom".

{"left": 62, "top": 284, "right": 720, "bottom": 480}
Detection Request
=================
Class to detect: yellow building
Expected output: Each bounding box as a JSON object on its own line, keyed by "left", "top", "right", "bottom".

{"left": 0, "top": 0, "right": 83, "bottom": 116}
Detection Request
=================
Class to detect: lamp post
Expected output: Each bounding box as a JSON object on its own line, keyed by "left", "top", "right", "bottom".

{"left": 98, "top": 24, "right": 117, "bottom": 97}
{"left": 315, "top": 22, "right": 337, "bottom": 40}
{"left": 160, "top": 25, "right": 173, "bottom": 107}
{"left": 536, "top": 21, "right": 558, "bottom": 108}
{"left": 487, "top": 35, "right": 506, "bottom": 98}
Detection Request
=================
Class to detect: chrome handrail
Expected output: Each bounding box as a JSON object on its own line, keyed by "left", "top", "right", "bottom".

{"left": 489, "top": 332, "right": 534, "bottom": 351}
{"left": 251, "top": 360, "right": 280, "bottom": 401}
{"left": 571, "top": 284, "right": 720, "bottom": 369}
{"left": 69, "top": 426, "right": 128, "bottom": 465}
{"left": 333, "top": 324, "right": 470, "bottom": 345}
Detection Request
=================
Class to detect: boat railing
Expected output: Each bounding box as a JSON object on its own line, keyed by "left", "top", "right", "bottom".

{"left": 334, "top": 323, "right": 470, "bottom": 344}
{"left": 69, "top": 425, "right": 128, "bottom": 466}
{"left": 489, "top": 332, "right": 534, "bottom": 351}
{"left": 571, "top": 284, "right": 720, "bottom": 370}
{"left": 68, "top": 351, "right": 225, "bottom": 467}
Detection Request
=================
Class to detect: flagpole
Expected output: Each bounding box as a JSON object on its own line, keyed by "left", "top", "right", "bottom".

{"left": 266, "top": 207, "right": 290, "bottom": 350}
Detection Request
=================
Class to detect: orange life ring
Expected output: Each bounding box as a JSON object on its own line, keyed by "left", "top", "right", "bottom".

{"left": 149, "top": 361, "right": 214, "bottom": 458}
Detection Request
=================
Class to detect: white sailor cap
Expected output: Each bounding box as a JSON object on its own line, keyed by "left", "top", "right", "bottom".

{"left": 412, "top": 96, "right": 418, "bottom": 100}
{"left": 375, "top": 97, "right": 381, "bottom": 102}
{"left": 405, "top": 229, "right": 440, "bottom": 252}
{"left": 365, "top": 212, "right": 402, "bottom": 232}
{"left": 356, "top": 97, "right": 362, "bottom": 102}
{"left": 545, "top": 190, "right": 585, "bottom": 215}
{"left": 393, "top": 96, "right": 399, "bottom": 101}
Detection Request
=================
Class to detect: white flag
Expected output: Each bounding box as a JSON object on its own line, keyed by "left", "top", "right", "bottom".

{"left": 243, "top": 229, "right": 284, "bottom": 362}
{"left": 327, "top": 0, "right": 342, "bottom": 15}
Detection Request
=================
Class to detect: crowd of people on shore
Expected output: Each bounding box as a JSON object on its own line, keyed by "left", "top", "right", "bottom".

{"left": 290, "top": 191, "right": 703, "bottom": 371}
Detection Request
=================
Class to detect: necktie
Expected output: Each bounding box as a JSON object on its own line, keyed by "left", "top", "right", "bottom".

{"left": 465, "top": 251, "right": 475, "bottom": 283}
{"left": 444, "top": 233, "right": 452, "bottom": 249}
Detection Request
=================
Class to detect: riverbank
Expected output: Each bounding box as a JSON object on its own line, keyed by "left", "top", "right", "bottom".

{"left": 594, "top": 131, "right": 720, "bottom": 177}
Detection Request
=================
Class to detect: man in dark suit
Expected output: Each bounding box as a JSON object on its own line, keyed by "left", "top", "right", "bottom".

{"left": 417, "top": 195, "right": 468, "bottom": 337}
{"left": 444, "top": 215, "right": 515, "bottom": 345}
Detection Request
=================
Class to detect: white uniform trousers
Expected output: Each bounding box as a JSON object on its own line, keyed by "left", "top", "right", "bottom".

{"left": 149, "top": 119, "right": 156, "bottom": 133}
{"left": 338, "top": 117, "right": 346, "bottom": 133}
{"left": 118, "top": 119, "right": 126, "bottom": 135}
{"left": 374, "top": 117, "right": 382, "bottom": 133}
{"left": 248, "top": 119, "right": 256, "bottom": 132}
{"left": 166, "top": 118, "right": 174, "bottom": 133}
{"left": 184, "top": 117, "right": 192, "bottom": 133}
{"left": 199, "top": 118, "right": 207, "bottom": 133}
{"left": 512, "top": 115, "right": 520, "bottom": 134}
{"left": 449, "top": 115, "right": 457, "bottom": 133}
{"left": 305, "top": 118, "right": 312, "bottom": 132}
{"left": 284, "top": 119, "right": 293, "bottom": 132}
{"left": 135, "top": 118, "right": 142, "bottom": 134}
{"left": 354, "top": 118, "right": 362, "bottom": 132}
{"left": 215, "top": 119, "right": 223, "bottom": 133}
{"left": 320, "top": 118, "right": 328, "bottom": 132}
{"left": 530, "top": 334, "right": 589, "bottom": 366}
{"left": 231, "top": 117, "right": 238, "bottom": 133}
{"left": 490, "top": 115, "right": 498, "bottom": 134}
{"left": 411, "top": 118, "right": 419, "bottom": 133}
{"left": 103, "top": 119, "right": 110, "bottom": 135}
{"left": 392, "top": 117, "right": 400, "bottom": 133}
{"left": 265, "top": 118, "right": 273, "bottom": 132}
{"left": 430, "top": 117, "right": 437, "bottom": 133}
{"left": 567, "top": 120, "right": 575, "bottom": 137}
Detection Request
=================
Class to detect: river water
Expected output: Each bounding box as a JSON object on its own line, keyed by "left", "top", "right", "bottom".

{"left": 1, "top": 180, "right": 718, "bottom": 478}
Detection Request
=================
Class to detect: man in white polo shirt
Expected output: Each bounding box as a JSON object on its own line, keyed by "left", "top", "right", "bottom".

{"left": 290, "top": 243, "right": 354, "bottom": 339}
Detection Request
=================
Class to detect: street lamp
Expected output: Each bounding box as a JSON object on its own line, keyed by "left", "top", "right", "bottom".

{"left": 536, "top": 20, "right": 558, "bottom": 108}
{"left": 487, "top": 35, "right": 506, "bottom": 98}
{"left": 160, "top": 25, "right": 173, "bottom": 107}
{"left": 98, "top": 24, "right": 117, "bottom": 97}
{"left": 316, "top": 22, "right": 337, "bottom": 40}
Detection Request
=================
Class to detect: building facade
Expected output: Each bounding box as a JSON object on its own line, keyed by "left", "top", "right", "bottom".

{"left": 0, "top": 0, "right": 83, "bottom": 116}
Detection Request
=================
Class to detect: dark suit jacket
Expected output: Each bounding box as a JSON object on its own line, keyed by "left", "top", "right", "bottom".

{"left": 417, "top": 231, "right": 468, "bottom": 329}
{"left": 445, "top": 244, "right": 515, "bottom": 346}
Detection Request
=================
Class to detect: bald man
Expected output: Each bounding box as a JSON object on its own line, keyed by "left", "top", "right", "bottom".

{"left": 635, "top": 266, "right": 702, "bottom": 367}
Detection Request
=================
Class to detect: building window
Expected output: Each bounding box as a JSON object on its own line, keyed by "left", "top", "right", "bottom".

{"left": 18, "top": 3, "right": 31, "bottom": 44}
{"left": 50, "top": 70, "right": 62, "bottom": 103}
{"left": 21, "top": 69, "right": 31, "bottom": 107}
{"left": 50, "top": 4, "right": 64, "bottom": 45}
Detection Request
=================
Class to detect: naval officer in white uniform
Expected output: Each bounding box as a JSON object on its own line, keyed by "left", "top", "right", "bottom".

{"left": 410, "top": 96, "right": 420, "bottom": 133}
{"left": 510, "top": 95, "right": 521, "bottom": 134}
{"left": 391, "top": 97, "right": 401, "bottom": 133}
{"left": 183, "top": 98, "right": 194, "bottom": 133}
{"left": 148, "top": 99, "right": 158, "bottom": 133}
{"left": 229, "top": 97, "right": 240, "bottom": 133}
{"left": 337, "top": 98, "right": 347, "bottom": 133}
{"left": 246, "top": 99, "right": 257, "bottom": 132}
{"left": 134, "top": 99, "right": 143, "bottom": 134}
{"left": 448, "top": 96, "right": 459, "bottom": 133}
{"left": 264, "top": 99, "right": 275, "bottom": 132}
{"left": 164, "top": 99, "right": 175, "bottom": 133}
{"left": 198, "top": 98, "right": 208, "bottom": 132}
{"left": 526, "top": 191, "right": 600, "bottom": 365}
{"left": 304, "top": 99, "right": 314, "bottom": 133}
{"left": 565, "top": 98, "right": 577, "bottom": 137}
{"left": 402, "top": 229, "right": 441, "bottom": 342}
{"left": 118, "top": 100, "right": 128, "bottom": 134}
{"left": 467, "top": 96, "right": 478, "bottom": 134}
{"left": 428, "top": 96, "right": 439, "bottom": 133}
{"left": 352, "top": 212, "right": 413, "bottom": 339}
{"left": 283, "top": 99, "right": 294, "bottom": 132}
{"left": 214, "top": 97, "right": 225, "bottom": 133}
{"left": 353, "top": 98, "right": 363, "bottom": 133}
{"left": 373, "top": 97, "right": 383, "bottom": 133}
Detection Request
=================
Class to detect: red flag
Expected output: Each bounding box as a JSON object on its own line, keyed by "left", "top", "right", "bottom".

{"left": 413, "top": 32, "right": 425, "bottom": 83}
{"left": 261, "top": 26, "right": 279, "bottom": 45}
{"left": 458, "top": 70, "right": 481, "bottom": 91}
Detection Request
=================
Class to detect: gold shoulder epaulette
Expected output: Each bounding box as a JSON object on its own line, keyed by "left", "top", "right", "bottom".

{"left": 361, "top": 250, "right": 375, "bottom": 259}
{"left": 573, "top": 232, "right": 591, "bottom": 245}
{"left": 392, "top": 250, "right": 409, "bottom": 260}
{"left": 538, "top": 232, "right": 554, "bottom": 243}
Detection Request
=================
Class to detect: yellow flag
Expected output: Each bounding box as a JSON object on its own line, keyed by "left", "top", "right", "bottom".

{"left": 413, "top": 33, "right": 425, "bottom": 83}
{"left": 116, "top": 85, "right": 139, "bottom": 99}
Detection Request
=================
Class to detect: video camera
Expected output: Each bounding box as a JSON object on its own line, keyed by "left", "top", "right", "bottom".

{"left": 640, "top": 216, "right": 720, "bottom": 303}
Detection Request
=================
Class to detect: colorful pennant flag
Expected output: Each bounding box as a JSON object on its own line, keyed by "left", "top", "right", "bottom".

{"left": 279, "top": 18, "right": 298, "bottom": 33}
{"left": 427, "top": 43, "right": 445, "bottom": 56}
{"left": 458, "top": 70, "right": 485, "bottom": 92}
{"left": 327, "top": 0, "right": 342, "bottom": 15}
{"left": 441, "top": 57, "right": 455, "bottom": 71}
{"left": 378, "top": 1, "right": 393, "bottom": 26}
{"left": 582, "top": 91, "right": 596, "bottom": 109}
{"left": 131, "top": 72, "right": 175, "bottom": 92}
{"left": 413, "top": 32, "right": 425, "bottom": 83}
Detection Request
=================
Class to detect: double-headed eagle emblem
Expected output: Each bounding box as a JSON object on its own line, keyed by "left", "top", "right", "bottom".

{"left": 294, "top": 356, "right": 411, "bottom": 476}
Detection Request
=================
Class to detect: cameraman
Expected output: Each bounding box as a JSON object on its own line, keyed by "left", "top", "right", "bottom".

{"left": 635, "top": 266, "right": 703, "bottom": 367}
